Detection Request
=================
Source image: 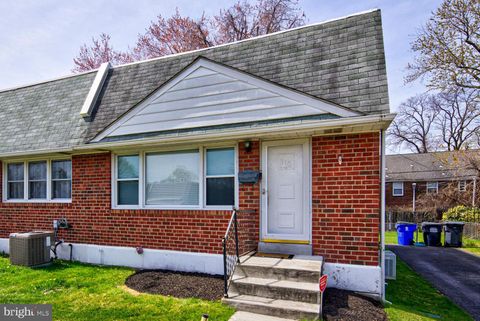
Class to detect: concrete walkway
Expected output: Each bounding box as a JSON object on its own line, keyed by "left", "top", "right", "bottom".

{"left": 388, "top": 245, "right": 480, "bottom": 321}
{"left": 229, "top": 311, "right": 296, "bottom": 321}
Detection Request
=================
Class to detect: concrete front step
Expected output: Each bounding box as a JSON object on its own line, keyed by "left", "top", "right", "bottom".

{"left": 236, "top": 256, "right": 322, "bottom": 283}
{"left": 230, "top": 276, "right": 320, "bottom": 303}
{"left": 223, "top": 294, "right": 320, "bottom": 320}
{"left": 229, "top": 311, "right": 298, "bottom": 321}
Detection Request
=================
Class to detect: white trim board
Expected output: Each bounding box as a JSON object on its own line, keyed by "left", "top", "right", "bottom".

{"left": 323, "top": 262, "right": 382, "bottom": 296}
{"left": 93, "top": 58, "right": 359, "bottom": 141}
{"left": 261, "top": 139, "right": 311, "bottom": 243}
{"left": 0, "top": 239, "right": 223, "bottom": 275}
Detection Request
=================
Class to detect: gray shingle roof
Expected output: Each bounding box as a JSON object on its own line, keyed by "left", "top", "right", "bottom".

{"left": 0, "top": 73, "right": 96, "bottom": 154}
{"left": 0, "top": 9, "right": 389, "bottom": 155}
{"left": 386, "top": 151, "right": 479, "bottom": 182}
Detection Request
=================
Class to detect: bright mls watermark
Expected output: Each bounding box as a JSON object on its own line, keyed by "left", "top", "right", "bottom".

{"left": 0, "top": 305, "right": 51, "bottom": 321}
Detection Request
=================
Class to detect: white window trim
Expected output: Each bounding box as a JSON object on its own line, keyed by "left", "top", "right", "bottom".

{"left": 2, "top": 158, "right": 72, "bottom": 203}
{"left": 392, "top": 182, "right": 404, "bottom": 197}
{"left": 115, "top": 154, "right": 140, "bottom": 206}
{"left": 112, "top": 144, "right": 238, "bottom": 210}
{"left": 426, "top": 181, "right": 439, "bottom": 194}
{"left": 27, "top": 161, "right": 48, "bottom": 200}
{"left": 203, "top": 146, "right": 238, "bottom": 210}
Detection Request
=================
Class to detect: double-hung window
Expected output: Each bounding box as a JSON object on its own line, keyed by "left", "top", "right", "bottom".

{"left": 28, "top": 161, "right": 47, "bottom": 199}
{"left": 427, "top": 181, "right": 438, "bottom": 194}
{"left": 117, "top": 155, "right": 140, "bottom": 205}
{"left": 205, "top": 147, "right": 235, "bottom": 206}
{"left": 392, "top": 182, "right": 404, "bottom": 196}
{"left": 51, "top": 160, "right": 72, "bottom": 199}
{"left": 4, "top": 159, "right": 72, "bottom": 202}
{"left": 7, "top": 163, "right": 24, "bottom": 199}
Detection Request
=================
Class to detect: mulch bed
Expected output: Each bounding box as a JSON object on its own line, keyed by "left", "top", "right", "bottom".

{"left": 125, "top": 270, "right": 224, "bottom": 301}
{"left": 126, "top": 271, "right": 387, "bottom": 320}
{"left": 323, "top": 288, "right": 387, "bottom": 321}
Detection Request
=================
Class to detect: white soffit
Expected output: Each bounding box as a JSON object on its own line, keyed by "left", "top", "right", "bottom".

{"left": 94, "top": 58, "right": 359, "bottom": 141}
{"left": 80, "top": 62, "right": 111, "bottom": 118}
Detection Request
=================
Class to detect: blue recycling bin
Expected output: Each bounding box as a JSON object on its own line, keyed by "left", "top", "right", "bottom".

{"left": 395, "top": 222, "right": 417, "bottom": 246}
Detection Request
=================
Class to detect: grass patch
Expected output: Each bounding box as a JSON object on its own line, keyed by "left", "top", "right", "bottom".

{"left": 0, "top": 257, "right": 234, "bottom": 321}
{"left": 385, "top": 259, "right": 473, "bottom": 321}
{"left": 462, "top": 238, "right": 480, "bottom": 255}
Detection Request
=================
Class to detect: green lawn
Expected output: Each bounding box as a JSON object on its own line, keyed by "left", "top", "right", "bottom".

{"left": 0, "top": 256, "right": 234, "bottom": 321}
{"left": 385, "top": 258, "right": 473, "bottom": 321}
{"left": 385, "top": 231, "right": 480, "bottom": 256}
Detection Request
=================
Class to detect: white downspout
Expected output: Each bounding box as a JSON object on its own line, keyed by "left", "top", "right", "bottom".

{"left": 380, "top": 130, "right": 386, "bottom": 302}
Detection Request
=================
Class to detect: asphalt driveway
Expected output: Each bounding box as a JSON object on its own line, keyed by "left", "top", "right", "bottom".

{"left": 387, "top": 245, "right": 480, "bottom": 321}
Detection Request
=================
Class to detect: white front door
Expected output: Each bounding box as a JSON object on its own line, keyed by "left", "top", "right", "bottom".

{"left": 262, "top": 139, "right": 310, "bottom": 242}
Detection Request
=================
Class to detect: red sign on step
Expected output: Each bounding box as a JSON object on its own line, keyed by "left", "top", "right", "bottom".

{"left": 319, "top": 275, "right": 328, "bottom": 293}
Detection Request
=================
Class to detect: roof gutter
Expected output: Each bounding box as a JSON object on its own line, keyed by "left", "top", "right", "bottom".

{"left": 77, "top": 113, "right": 395, "bottom": 151}
{"left": 0, "top": 113, "right": 395, "bottom": 158}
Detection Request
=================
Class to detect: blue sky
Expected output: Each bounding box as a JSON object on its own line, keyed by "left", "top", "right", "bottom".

{"left": 0, "top": 0, "right": 442, "bottom": 110}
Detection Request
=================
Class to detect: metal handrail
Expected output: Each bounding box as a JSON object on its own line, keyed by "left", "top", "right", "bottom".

{"left": 222, "top": 208, "right": 240, "bottom": 297}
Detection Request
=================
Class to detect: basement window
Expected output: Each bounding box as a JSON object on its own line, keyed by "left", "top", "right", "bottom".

{"left": 3, "top": 159, "right": 72, "bottom": 202}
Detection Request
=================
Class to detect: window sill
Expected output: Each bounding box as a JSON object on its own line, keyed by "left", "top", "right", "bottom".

{"left": 2, "top": 199, "right": 72, "bottom": 204}
{"left": 112, "top": 205, "right": 234, "bottom": 211}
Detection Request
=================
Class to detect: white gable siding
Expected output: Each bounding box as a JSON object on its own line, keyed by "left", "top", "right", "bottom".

{"left": 99, "top": 59, "right": 359, "bottom": 140}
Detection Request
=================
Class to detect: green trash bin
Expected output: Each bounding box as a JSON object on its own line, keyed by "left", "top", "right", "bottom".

{"left": 444, "top": 222, "right": 465, "bottom": 247}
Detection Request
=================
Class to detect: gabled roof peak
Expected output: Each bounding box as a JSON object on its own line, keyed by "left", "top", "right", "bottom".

{"left": 93, "top": 57, "right": 360, "bottom": 141}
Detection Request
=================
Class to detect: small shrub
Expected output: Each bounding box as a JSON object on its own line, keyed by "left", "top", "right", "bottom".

{"left": 442, "top": 205, "right": 480, "bottom": 222}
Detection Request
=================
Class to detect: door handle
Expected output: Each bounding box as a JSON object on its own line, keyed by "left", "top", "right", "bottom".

{"left": 262, "top": 188, "right": 267, "bottom": 195}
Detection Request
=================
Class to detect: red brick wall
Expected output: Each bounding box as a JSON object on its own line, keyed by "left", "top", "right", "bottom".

{"left": 311, "top": 133, "right": 380, "bottom": 266}
{"left": 238, "top": 141, "right": 261, "bottom": 254}
{"left": 0, "top": 135, "right": 381, "bottom": 266}
{"left": 0, "top": 149, "right": 260, "bottom": 255}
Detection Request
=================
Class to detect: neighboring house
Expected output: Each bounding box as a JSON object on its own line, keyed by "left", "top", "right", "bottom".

{"left": 386, "top": 151, "right": 479, "bottom": 211}
{"left": 0, "top": 10, "right": 393, "bottom": 298}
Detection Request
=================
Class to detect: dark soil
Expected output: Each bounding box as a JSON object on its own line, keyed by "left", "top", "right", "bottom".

{"left": 126, "top": 271, "right": 387, "bottom": 320}
{"left": 125, "top": 270, "right": 224, "bottom": 301}
{"left": 323, "top": 288, "right": 387, "bottom": 321}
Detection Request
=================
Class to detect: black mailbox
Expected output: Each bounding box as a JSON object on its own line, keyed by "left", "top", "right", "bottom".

{"left": 238, "top": 170, "right": 261, "bottom": 184}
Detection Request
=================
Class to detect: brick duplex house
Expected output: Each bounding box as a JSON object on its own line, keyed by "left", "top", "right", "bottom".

{"left": 0, "top": 10, "right": 393, "bottom": 298}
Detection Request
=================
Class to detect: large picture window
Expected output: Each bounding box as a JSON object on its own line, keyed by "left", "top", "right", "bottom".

{"left": 114, "top": 146, "right": 237, "bottom": 209}
{"left": 146, "top": 150, "right": 199, "bottom": 206}
{"left": 4, "top": 159, "right": 72, "bottom": 202}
